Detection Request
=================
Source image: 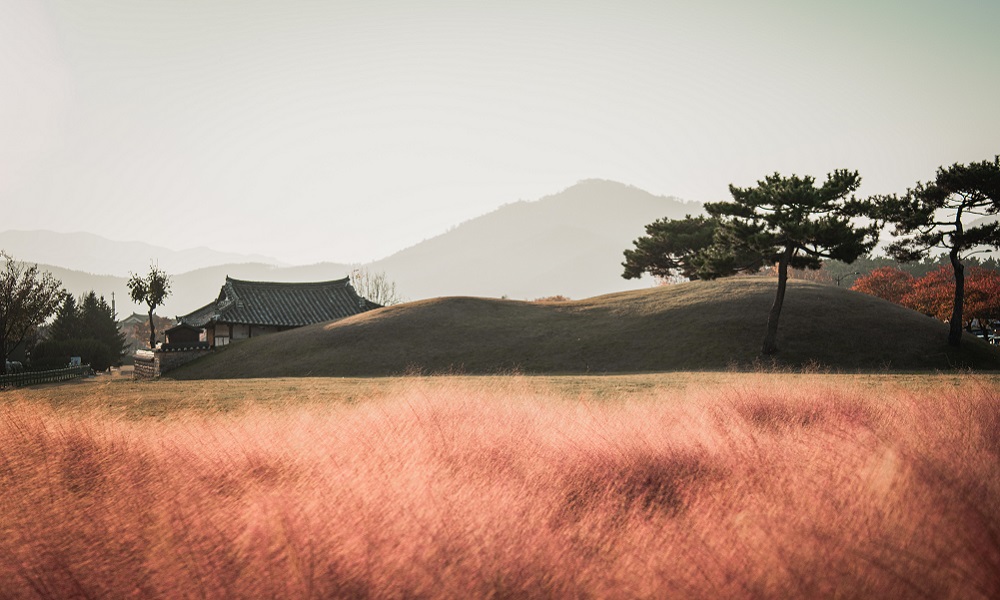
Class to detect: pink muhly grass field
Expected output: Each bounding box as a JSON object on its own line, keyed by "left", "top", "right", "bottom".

{"left": 0, "top": 377, "right": 998, "bottom": 598}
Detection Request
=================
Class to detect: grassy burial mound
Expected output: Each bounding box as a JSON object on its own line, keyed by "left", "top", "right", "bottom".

{"left": 171, "top": 278, "right": 1000, "bottom": 379}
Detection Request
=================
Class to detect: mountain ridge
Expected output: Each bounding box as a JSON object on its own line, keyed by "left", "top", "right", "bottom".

{"left": 368, "top": 179, "right": 700, "bottom": 300}
{"left": 0, "top": 230, "right": 284, "bottom": 277}
{"left": 3, "top": 180, "right": 701, "bottom": 315}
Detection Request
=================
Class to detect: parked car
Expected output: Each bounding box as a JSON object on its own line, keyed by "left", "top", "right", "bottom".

{"left": 4, "top": 360, "right": 24, "bottom": 374}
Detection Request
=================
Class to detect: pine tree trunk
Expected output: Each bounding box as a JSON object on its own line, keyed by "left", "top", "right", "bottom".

{"left": 762, "top": 245, "right": 793, "bottom": 355}
{"left": 949, "top": 249, "right": 964, "bottom": 347}
{"left": 148, "top": 307, "right": 157, "bottom": 350}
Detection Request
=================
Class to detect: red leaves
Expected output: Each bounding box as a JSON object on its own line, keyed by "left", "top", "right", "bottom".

{"left": 850, "top": 266, "right": 915, "bottom": 305}
{"left": 853, "top": 264, "right": 1000, "bottom": 325}
{"left": 903, "top": 266, "right": 955, "bottom": 320}
{"left": 961, "top": 266, "right": 1000, "bottom": 324}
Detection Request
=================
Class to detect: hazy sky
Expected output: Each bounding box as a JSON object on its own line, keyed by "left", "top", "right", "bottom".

{"left": 3, "top": 0, "right": 998, "bottom": 265}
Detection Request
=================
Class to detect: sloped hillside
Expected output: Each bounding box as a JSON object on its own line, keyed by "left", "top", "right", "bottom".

{"left": 170, "top": 278, "right": 1000, "bottom": 379}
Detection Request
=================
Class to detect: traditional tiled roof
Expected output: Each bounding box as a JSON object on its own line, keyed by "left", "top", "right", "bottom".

{"left": 119, "top": 312, "right": 148, "bottom": 327}
{"left": 178, "top": 277, "right": 376, "bottom": 328}
{"left": 163, "top": 322, "right": 203, "bottom": 335}
{"left": 177, "top": 301, "right": 219, "bottom": 328}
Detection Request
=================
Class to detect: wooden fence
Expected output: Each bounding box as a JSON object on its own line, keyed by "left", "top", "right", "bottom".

{"left": 0, "top": 365, "right": 92, "bottom": 390}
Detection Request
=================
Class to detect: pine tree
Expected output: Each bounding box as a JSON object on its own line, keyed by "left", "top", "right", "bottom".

{"left": 49, "top": 294, "right": 82, "bottom": 341}
{"left": 622, "top": 215, "right": 720, "bottom": 281}
{"left": 705, "top": 170, "right": 878, "bottom": 354}
{"left": 622, "top": 215, "right": 768, "bottom": 283}
{"left": 79, "top": 292, "right": 128, "bottom": 366}
{"left": 39, "top": 291, "right": 128, "bottom": 370}
{"left": 875, "top": 156, "right": 1000, "bottom": 347}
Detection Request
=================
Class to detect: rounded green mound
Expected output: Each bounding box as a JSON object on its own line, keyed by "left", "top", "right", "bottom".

{"left": 170, "top": 278, "right": 1000, "bottom": 379}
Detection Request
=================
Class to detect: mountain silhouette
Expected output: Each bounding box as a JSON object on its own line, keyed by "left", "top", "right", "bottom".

{"left": 369, "top": 179, "right": 700, "bottom": 300}
{"left": 3, "top": 180, "right": 701, "bottom": 315}
{"left": 0, "top": 230, "right": 282, "bottom": 276}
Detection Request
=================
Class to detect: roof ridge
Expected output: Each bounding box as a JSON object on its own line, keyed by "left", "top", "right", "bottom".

{"left": 179, "top": 276, "right": 370, "bottom": 329}
{"left": 226, "top": 277, "right": 350, "bottom": 286}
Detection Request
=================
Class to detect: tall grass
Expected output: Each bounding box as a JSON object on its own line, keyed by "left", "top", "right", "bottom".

{"left": 1, "top": 377, "right": 998, "bottom": 598}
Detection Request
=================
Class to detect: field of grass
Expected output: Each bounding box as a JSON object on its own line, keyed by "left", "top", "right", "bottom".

{"left": 171, "top": 278, "right": 1000, "bottom": 379}
{"left": 2, "top": 373, "right": 998, "bottom": 598}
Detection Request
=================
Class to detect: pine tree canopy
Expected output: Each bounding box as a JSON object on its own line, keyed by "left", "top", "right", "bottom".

{"left": 707, "top": 170, "right": 878, "bottom": 354}
{"left": 705, "top": 169, "right": 878, "bottom": 271}
{"left": 874, "top": 155, "right": 1000, "bottom": 347}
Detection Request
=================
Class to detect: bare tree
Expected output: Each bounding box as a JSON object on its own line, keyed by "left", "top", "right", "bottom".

{"left": 0, "top": 251, "right": 64, "bottom": 374}
{"left": 350, "top": 268, "right": 403, "bottom": 306}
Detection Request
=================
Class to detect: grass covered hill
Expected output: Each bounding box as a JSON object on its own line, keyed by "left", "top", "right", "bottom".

{"left": 171, "top": 278, "right": 1000, "bottom": 379}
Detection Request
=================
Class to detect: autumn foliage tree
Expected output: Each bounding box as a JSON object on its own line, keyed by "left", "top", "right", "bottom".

{"left": 875, "top": 156, "right": 1000, "bottom": 346}
{"left": 853, "top": 264, "right": 1000, "bottom": 335}
{"left": 904, "top": 265, "right": 1000, "bottom": 331}
{"left": 962, "top": 267, "right": 1000, "bottom": 330}
{"left": 850, "top": 266, "right": 915, "bottom": 305}
{"left": 902, "top": 266, "right": 960, "bottom": 321}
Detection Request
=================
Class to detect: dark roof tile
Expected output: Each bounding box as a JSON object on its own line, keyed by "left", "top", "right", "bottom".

{"left": 179, "top": 277, "right": 374, "bottom": 328}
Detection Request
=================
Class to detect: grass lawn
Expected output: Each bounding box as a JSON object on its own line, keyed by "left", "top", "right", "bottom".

{"left": 171, "top": 278, "right": 1000, "bottom": 379}
{"left": 7, "top": 370, "right": 991, "bottom": 417}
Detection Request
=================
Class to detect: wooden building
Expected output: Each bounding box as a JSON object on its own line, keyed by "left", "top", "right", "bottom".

{"left": 177, "top": 277, "right": 379, "bottom": 347}
{"left": 163, "top": 323, "right": 204, "bottom": 347}
{"left": 119, "top": 313, "right": 148, "bottom": 329}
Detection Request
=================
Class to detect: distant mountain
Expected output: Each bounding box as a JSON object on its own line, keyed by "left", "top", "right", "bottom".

{"left": 7, "top": 180, "right": 701, "bottom": 316}
{"left": 369, "top": 179, "right": 701, "bottom": 300}
{"left": 0, "top": 230, "right": 282, "bottom": 276}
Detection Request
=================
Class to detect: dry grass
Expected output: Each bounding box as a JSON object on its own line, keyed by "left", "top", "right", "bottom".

{"left": 1, "top": 375, "right": 998, "bottom": 598}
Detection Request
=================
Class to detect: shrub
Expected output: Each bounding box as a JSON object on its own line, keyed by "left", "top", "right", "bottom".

{"left": 31, "top": 338, "right": 114, "bottom": 371}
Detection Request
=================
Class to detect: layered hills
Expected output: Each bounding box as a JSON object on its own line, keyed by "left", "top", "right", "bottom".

{"left": 171, "top": 278, "right": 1000, "bottom": 379}
{"left": 0, "top": 230, "right": 281, "bottom": 276}
{"left": 2, "top": 180, "right": 698, "bottom": 315}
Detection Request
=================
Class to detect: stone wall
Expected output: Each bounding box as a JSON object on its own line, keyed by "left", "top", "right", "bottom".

{"left": 133, "top": 350, "right": 157, "bottom": 379}
{"left": 133, "top": 347, "right": 212, "bottom": 379}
